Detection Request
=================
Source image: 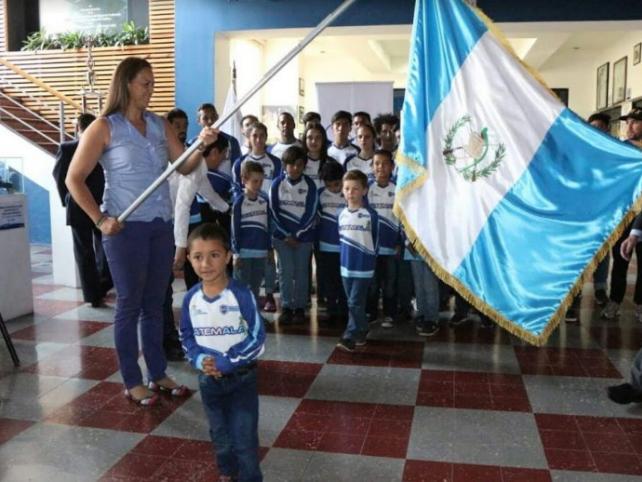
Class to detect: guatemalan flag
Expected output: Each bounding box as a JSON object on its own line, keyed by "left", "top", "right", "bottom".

{"left": 395, "top": 0, "right": 642, "bottom": 345}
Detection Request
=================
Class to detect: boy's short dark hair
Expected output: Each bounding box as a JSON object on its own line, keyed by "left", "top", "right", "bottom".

{"left": 76, "top": 113, "right": 96, "bottom": 132}
{"left": 202, "top": 135, "right": 229, "bottom": 158}
{"left": 353, "top": 111, "right": 371, "bottom": 123}
{"left": 320, "top": 160, "right": 344, "bottom": 182}
{"left": 343, "top": 169, "right": 368, "bottom": 189}
{"left": 250, "top": 122, "right": 268, "bottom": 136}
{"left": 303, "top": 111, "right": 321, "bottom": 124}
{"left": 373, "top": 149, "right": 394, "bottom": 164}
{"left": 279, "top": 112, "right": 295, "bottom": 124}
{"left": 332, "top": 110, "right": 352, "bottom": 124}
{"left": 241, "top": 160, "right": 264, "bottom": 179}
{"left": 588, "top": 112, "right": 611, "bottom": 125}
{"left": 188, "top": 222, "right": 230, "bottom": 251}
{"left": 373, "top": 113, "right": 399, "bottom": 134}
{"left": 166, "top": 108, "right": 187, "bottom": 123}
{"left": 198, "top": 103, "right": 217, "bottom": 115}
{"left": 241, "top": 114, "right": 259, "bottom": 125}
{"left": 282, "top": 145, "right": 307, "bottom": 166}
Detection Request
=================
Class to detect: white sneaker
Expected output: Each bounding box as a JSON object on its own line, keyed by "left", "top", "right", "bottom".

{"left": 601, "top": 301, "right": 620, "bottom": 320}
{"left": 381, "top": 316, "right": 394, "bottom": 328}
{"left": 635, "top": 305, "right": 642, "bottom": 324}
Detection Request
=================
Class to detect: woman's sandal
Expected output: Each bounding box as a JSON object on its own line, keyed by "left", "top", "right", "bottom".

{"left": 124, "top": 388, "right": 159, "bottom": 407}
{"left": 148, "top": 380, "right": 190, "bottom": 397}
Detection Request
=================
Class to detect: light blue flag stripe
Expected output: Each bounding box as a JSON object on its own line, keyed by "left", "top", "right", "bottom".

{"left": 400, "top": 0, "right": 487, "bottom": 178}
{"left": 453, "top": 109, "right": 642, "bottom": 335}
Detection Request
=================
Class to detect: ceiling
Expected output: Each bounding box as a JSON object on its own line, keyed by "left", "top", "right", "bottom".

{"left": 225, "top": 20, "right": 642, "bottom": 75}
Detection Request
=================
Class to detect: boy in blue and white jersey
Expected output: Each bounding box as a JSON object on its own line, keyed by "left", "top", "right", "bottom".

{"left": 337, "top": 170, "right": 378, "bottom": 352}
{"left": 232, "top": 122, "right": 280, "bottom": 312}
{"left": 231, "top": 161, "right": 273, "bottom": 302}
{"left": 317, "top": 161, "right": 348, "bottom": 322}
{"left": 366, "top": 150, "right": 401, "bottom": 328}
{"left": 180, "top": 223, "right": 265, "bottom": 482}
{"left": 270, "top": 146, "right": 319, "bottom": 325}
{"left": 233, "top": 123, "right": 282, "bottom": 197}
{"left": 327, "top": 111, "right": 359, "bottom": 165}
{"left": 268, "top": 112, "right": 302, "bottom": 160}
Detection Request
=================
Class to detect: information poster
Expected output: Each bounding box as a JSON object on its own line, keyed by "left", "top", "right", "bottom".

{"left": 39, "top": 0, "right": 128, "bottom": 35}
{"left": 0, "top": 196, "right": 25, "bottom": 230}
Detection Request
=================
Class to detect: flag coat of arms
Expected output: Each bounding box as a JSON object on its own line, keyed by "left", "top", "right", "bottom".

{"left": 395, "top": 0, "right": 642, "bottom": 345}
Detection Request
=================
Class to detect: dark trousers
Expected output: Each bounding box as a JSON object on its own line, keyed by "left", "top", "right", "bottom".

{"left": 199, "top": 369, "right": 263, "bottom": 482}
{"left": 317, "top": 251, "right": 347, "bottom": 316}
{"left": 162, "top": 273, "right": 181, "bottom": 349}
{"left": 71, "top": 224, "right": 112, "bottom": 303}
{"left": 610, "top": 223, "right": 642, "bottom": 304}
{"left": 367, "top": 255, "right": 398, "bottom": 318}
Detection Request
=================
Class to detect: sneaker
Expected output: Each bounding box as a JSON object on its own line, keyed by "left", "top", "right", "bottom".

{"left": 355, "top": 336, "right": 368, "bottom": 347}
{"left": 262, "top": 294, "right": 277, "bottom": 313}
{"left": 417, "top": 320, "right": 440, "bottom": 336}
{"left": 448, "top": 312, "right": 470, "bottom": 327}
{"left": 601, "top": 301, "right": 620, "bottom": 320}
{"left": 293, "top": 308, "right": 306, "bottom": 324}
{"left": 607, "top": 383, "right": 642, "bottom": 404}
{"left": 336, "top": 337, "right": 355, "bottom": 352}
{"left": 278, "top": 308, "right": 294, "bottom": 325}
{"left": 381, "top": 316, "right": 394, "bottom": 328}
{"left": 594, "top": 289, "right": 609, "bottom": 306}
{"left": 564, "top": 308, "right": 579, "bottom": 324}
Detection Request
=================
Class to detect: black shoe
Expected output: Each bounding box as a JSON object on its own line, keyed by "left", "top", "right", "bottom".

{"left": 355, "top": 335, "right": 368, "bottom": 347}
{"left": 337, "top": 337, "right": 355, "bottom": 352}
{"left": 607, "top": 383, "right": 642, "bottom": 404}
{"left": 417, "top": 320, "right": 440, "bottom": 337}
{"left": 279, "top": 308, "right": 294, "bottom": 325}
{"left": 293, "top": 308, "right": 306, "bottom": 324}
{"left": 448, "top": 313, "right": 470, "bottom": 327}
{"left": 564, "top": 308, "right": 579, "bottom": 324}
{"left": 164, "top": 346, "right": 185, "bottom": 362}
{"left": 595, "top": 289, "right": 609, "bottom": 306}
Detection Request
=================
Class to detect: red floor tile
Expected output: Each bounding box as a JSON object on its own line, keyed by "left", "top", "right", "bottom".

{"left": 31, "top": 284, "right": 65, "bottom": 296}
{"left": 11, "top": 319, "right": 111, "bottom": 343}
{"left": 402, "top": 461, "right": 551, "bottom": 482}
{"left": 514, "top": 347, "right": 620, "bottom": 378}
{"left": 32, "top": 298, "right": 84, "bottom": 317}
{"left": 362, "top": 434, "right": 408, "bottom": 458}
{"left": 592, "top": 451, "right": 642, "bottom": 475}
{"left": 428, "top": 325, "right": 514, "bottom": 345}
{"left": 590, "top": 325, "right": 642, "bottom": 350}
{"left": 24, "top": 345, "right": 119, "bottom": 380}
{"left": 500, "top": 467, "right": 552, "bottom": 482}
{"left": 543, "top": 448, "right": 596, "bottom": 471}
{"left": 327, "top": 339, "right": 425, "bottom": 368}
{"left": 0, "top": 418, "right": 34, "bottom": 445}
{"left": 453, "top": 463, "right": 502, "bottom": 482}
{"left": 257, "top": 360, "right": 322, "bottom": 398}
{"left": 403, "top": 460, "right": 453, "bottom": 482}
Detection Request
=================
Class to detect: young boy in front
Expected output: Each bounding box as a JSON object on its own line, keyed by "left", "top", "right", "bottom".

{"left": 232, "top": 161, "right": 273, "bottom": 302}
{"left": 366, "top": 150, "right": 400, "bottom": 328}
{"left": 337, "top": 170, "right": 378, "bottom": 351}
{"left": 180, "top": 223, "right": 265, "bottom": 482}
{"left": 270, "top": 145, "right": 318, "bottom": 325}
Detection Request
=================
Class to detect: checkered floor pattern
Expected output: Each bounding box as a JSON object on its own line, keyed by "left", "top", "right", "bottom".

{"left": 1, "top": 244, "right": 642, "bottom": 481}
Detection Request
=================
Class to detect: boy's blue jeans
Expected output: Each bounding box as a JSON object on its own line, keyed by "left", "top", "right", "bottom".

{"left": 199, "top": 369, "right": 262, "bottom": 482}
{"left": 410, "top": 260, "right": 439, "bottom": 322}
{"left": 342, "top": 276, "right": 372, "bottom": 341}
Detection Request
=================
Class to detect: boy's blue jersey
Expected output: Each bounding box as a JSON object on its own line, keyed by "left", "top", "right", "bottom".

{"left": 189, "top": 197, "right": 202, "bottom": 225}
{"left": 232, "top": 153, "right": 283, "bottom": 196}
{"left": 231, "top": 192, "right": 271, "bottom": 258}
{"left": 269, "top": 173, "right": 319, "bottom": 243}
{"left": 367, "top": 180, "right": 400, "bottom": 255}
{"left": 180, "top": 278, "right": 265, "bottom": 374}
{"left": 206, "top": 168, "right": 233, "bottom": 205}
{"left": 317, "top": 187, "right": 346, "bottom": 253}
{"left": 338, "top": 205, "right": 379, "bottom": 278}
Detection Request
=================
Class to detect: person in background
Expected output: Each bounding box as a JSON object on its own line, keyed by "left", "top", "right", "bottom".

{"left": 167, "top": 108, "right": 189, "bottom": 144}
{"left": 345, "top": 124, "right": 376, "bottom": 179}
{"left": 269, "top": 112, "right": 301, "bottom": 160}
{"left": 240, "top": 114, "right": 259, "bottom": 156}
{"left": 52, "top": 112, "right": 112, "bottom": 308}
{"left": 351, "top": 111, "right": 371, "bottom": 140}
{"left": 373, "top": 113, "right": 399, "bottom": 155}
{"left": 302, "top": 111, "right": 322, "bottom": 132}
{"left": 328, "top": 110, "right": 359, "bottom": 165}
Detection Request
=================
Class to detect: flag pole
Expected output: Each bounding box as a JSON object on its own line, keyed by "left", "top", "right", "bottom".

{"left": 118, "top": 0, "right": 357, "bottom": 223}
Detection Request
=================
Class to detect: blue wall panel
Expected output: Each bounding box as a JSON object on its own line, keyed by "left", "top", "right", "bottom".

{"left": 23, "top": 175, "right": 51, "bottom": 244}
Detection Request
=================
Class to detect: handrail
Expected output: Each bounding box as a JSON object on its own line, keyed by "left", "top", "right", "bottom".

{"left": 0, "top": 57, "right": 83, "bottom": 111}
{"left": 0, "top": 88, "right": 72, "bottom": 140}
{"left": 0, "top": 106, "right": 60, "bottom": 145}
{"left": 0, "top": 73, "right": 61, "bottom": 119}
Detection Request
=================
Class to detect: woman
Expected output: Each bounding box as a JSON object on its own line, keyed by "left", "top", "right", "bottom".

{"left": 66, "top": 57, "right": 217, "bottom": 405}
{"left": 303, "top": 122, "right": 336, "bottom": 189}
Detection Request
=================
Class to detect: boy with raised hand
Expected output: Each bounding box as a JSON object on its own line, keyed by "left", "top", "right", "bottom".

{"left": 337, "top": 170, "right": 379, "bottom": 352}
{"left": 231, "top": 161, "right": 273, "bottom": 302}
{"left": 269, "top": 145, "right": 319, "bottom": 325}
{"left": 180, "top": 223, "right": 265, "bottom": 482}
{"left": 328, "top": 110, "right": 359, "bottom": 165}
{"left": 268, "top": 112, "right": 302, "bottom": 160}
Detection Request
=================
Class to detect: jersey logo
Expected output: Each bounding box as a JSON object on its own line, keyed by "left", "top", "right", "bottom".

{"left": 220, "top": 304, "right": 241, "bottom": 315}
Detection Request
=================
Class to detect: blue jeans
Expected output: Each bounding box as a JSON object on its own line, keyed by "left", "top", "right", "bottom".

{"left": 410, "top": 260, "right": 439, "bottom": 322}
{"left": 234, "top": 257, "right": 266, "bottom": 301}
{"left": 102, "top": 219, "right": 173, "bottom": 388}
{"left": 273, "top": 239, "right": 313, "bottom": 310}
{"left": 342, "top": 277, "right": 372, "bottom": 340}
{"left": 199, "top": 369, "right": 262, "bottom": 482}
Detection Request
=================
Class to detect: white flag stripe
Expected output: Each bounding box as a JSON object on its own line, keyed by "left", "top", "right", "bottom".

{"left": 405, "top": 32, "right": 563, "bottom": 272}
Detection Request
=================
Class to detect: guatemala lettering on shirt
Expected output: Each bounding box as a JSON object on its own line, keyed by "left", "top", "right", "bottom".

{"left": 367, "top": 180, "right": 399, "bottom": 255}
{"left": 318, "top": 187, "right": 346, "bottom": 253}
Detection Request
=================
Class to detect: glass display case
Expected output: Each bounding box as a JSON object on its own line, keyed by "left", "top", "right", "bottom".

{"left": 0, "top": 158, "right": 24, "bottom": 195}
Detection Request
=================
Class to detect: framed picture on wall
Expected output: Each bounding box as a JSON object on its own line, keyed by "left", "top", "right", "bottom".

{"left": 596, "top": 62, "right": 609, "bottom": 110}
{"left": 634, "top": 43, "right": 641, "bottom": 66}
{"left": 613, "top": 56, "right": 627, "bottom": 104}
{"left": 298, "top": 78, "right": 305, "bottom": 97}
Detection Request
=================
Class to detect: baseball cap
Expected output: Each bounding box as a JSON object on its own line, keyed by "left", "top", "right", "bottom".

{"left": 619, "top": 108, "right": 642, "bottom": 121}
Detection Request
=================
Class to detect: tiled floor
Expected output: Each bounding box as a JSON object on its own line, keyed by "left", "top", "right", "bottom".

{"left": 1, "top": 244, "right": 642, "bottom": 481}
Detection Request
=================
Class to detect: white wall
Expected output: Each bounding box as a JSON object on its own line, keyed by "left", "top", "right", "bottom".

{"left": 0, "top": 124, "right": 78, "bottom": 288}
